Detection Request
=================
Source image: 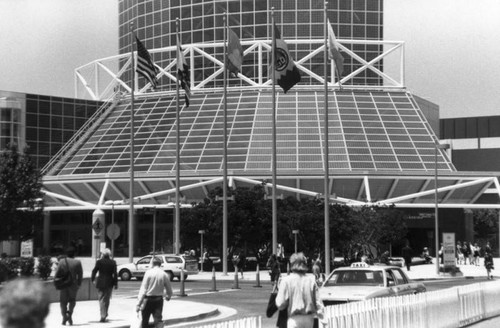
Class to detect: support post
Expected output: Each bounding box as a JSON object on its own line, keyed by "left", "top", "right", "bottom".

{"left": 232, "top": 266, "right": 240, "bottom": 289}
{"left": 253, "top": 264, "right": 262, "bottom": 288}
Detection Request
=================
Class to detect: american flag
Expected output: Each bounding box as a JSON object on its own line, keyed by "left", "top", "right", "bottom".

{"left": 135, "top": 36, "right": 159, "bottom": 89}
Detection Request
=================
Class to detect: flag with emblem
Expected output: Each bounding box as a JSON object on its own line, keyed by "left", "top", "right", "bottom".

{"left": 135, "top": 36, "right": 159, "bottom": 89}
{"left": 176, "top": 35, "right": 191, "bottom": 107}
{"left": 272, "top": 24, "right": 301, "bottom": 93}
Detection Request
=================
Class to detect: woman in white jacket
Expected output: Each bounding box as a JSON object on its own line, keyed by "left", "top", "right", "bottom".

{"left": 275, "top": 252, "right": 325, "bottom": 328}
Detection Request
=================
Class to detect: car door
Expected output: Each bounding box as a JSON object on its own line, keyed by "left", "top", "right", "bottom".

{"left": 387, "top": 268, "right": 413, "bottom": 296}
{"left": 135, "top": 256, "right": 153, "bottom": 278}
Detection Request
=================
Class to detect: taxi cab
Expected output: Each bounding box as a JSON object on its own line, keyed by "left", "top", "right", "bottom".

{"left": 319, "top": 262, "right": 426, "bottom": 306}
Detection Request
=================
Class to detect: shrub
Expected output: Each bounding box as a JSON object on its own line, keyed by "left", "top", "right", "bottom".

{"left": 0, "top": 257, "right": 19, "bottom": 281}
{"left": 37, "top": 255, "right": 53, "bottom": 280}
{"left": 18, "top": 257, "right": 35, "bottom": 277}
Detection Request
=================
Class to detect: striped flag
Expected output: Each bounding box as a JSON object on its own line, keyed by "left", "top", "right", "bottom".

{"left": 227, "top": 28, "right": 243, "bottom": 75}
{"left": 272, "top": 24, "right": 301, "bottom": 93}
{"left": 176, "top": 35, "right": 191, "bottom": 107}
{"left": 135, "top": 36, "right": 159, "bottom": 88}
{"left": 327, "top": 19, "right": 344, "bottom": 77}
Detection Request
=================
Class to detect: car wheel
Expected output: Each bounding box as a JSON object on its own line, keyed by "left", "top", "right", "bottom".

{"left": 166, "top": 271, "right": 173, "bottom": 281}
{"left": 178, "top": 274, "right": 188, "bottom": 281}
{"left": 119, "top": 269, "right": 131, "bottom": 281}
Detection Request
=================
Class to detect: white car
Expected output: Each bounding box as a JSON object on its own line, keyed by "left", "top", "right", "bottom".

{"left": 117, "top": 254, "right": 199, "bottom": 281}
{"left": 319, "top": 262, "right": 426, "bottom": 306}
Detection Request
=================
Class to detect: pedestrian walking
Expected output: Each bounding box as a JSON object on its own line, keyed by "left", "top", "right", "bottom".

{"left": 55, "top": 247, "right": 83, "bottom": 326}
{"left": 0, "top": 278, "right": 50, "bottom": 328}
{"left": 136, "top": 257, "right": 173, "bottom": 328}
{"left": 312, "top": 255, "right": 322, "bottom": 284}
{"left": 473, "top": 242, "right": 481, "bottom": 266}
{"left": 456, "top": 241, "right": 464, "bottom": 265}
{"left": 91, "top": 248, "right": 118, "bottom": 322}
{"left": 401, "top": 242, "right": 413, "bottom": 271}
{"left": 235, "top": 251, "right": 246, "bottom": 279}
{"left": 266, "top": 254, "right": 281, "bottom": 287}
{"left": 484, "top": 250, "right": 494, "bottom": 280}
{"left": 275, "top": 252, "right": 325, "bottom": 328}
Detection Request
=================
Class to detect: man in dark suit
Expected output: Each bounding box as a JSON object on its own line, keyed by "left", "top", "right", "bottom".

{"left": 91, "top": 248, "right": 118, "bottom": 322}
{"left": 56, "top": 246, "right": 83, "bottom": 326}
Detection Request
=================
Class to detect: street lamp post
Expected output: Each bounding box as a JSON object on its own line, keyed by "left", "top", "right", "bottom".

{"left": 292, "top": 230, "right": 299, "bottom": 254}
{"left": 435, "top": 143, "right": 450, "bottom": 276}
{"left": 199, "top": 230, "right": 205, "bottom": 272}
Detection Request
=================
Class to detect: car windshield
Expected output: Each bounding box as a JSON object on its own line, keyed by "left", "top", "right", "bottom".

{"left": 323, "top": 270, "right": 384, "bottom": 287}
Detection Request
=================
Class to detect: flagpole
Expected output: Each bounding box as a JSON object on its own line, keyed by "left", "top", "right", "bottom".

{"left": 222, "top": 12, "right": 229, "bottom": 275}
{"left": 323, "top": 2, "right": 331, "bottom": 276}
{"left": 128, "top": 22, "right": 136, "bottom": 263}
{"left": 271, "top": 8, "right": 278, "bottom": 256}
{"left": 175, "top": 18, "right": 181, "bottom": 255}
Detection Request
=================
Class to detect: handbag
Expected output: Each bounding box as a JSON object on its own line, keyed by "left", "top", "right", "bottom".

{"left": 54, "top": 258, "right": 73, "bottom": 290}
{"left": 266, "top": 292, "right": 278, "bottom": 318}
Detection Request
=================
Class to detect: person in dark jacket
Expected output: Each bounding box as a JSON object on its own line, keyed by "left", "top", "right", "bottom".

{"left": 401, "top": 242, "right": 413, "bottom": 271}
{"left": 55, "top": 247, "right": 83, "bottom": 326}
{"left": 266, "top": 254, "right": 281, "bottom": 287}
{"left": 91, "top": 248, "right": 118, "bottom": 322}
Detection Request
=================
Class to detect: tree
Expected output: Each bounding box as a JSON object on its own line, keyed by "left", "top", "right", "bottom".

{"left": 0, "top": 144, "right": 44, "bottom": 241}
{"left": 473, "top": 209, "right": 499, "bottom": 245}
{"left": 181, "top": 186, "right": 409, "bottom": 263}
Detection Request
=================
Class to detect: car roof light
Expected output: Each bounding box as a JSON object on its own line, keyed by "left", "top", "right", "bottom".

{"left": 350, "top": 262, "right": 370, "bottom": 268}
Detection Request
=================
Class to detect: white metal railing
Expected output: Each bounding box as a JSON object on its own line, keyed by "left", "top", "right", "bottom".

{"left": 75, "top": 39, "right": 405, "bottom": 101}
{"left": 190, "top": 316, "right": 261, "bottom": 328}
{"left": 323, "top": 281, "right": 500, "bottom": 328}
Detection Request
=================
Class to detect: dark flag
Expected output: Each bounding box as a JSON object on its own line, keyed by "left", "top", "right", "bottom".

{"left": 176, "top": 35, "right": 191, "bottom": 107}
{"left": 272, "top": 24, "right": 301, "bottom": 93}
{"left": 227, "top": 28, "right": 243, "bottom": 75}
{"left": 135, "top": 36, "right": 159, "bottom": 88}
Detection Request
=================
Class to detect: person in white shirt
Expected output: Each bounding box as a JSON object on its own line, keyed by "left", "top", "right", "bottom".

{"left": 276, "top": 252, "right": 325, "bottom": 328}
{"left": 136, "top": 257, "right": 173, "bottom": 328}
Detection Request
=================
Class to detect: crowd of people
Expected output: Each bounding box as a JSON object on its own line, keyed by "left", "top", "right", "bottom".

{"left": 454, "top": 241, "right": 492, "bottom": 266}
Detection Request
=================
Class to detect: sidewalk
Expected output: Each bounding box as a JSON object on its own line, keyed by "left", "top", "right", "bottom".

{"left": 43, "top": 258, "right": 496, "bottom": 328}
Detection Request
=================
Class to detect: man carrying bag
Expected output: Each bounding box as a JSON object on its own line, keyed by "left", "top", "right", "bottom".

{"left": 54, "top": 247, "right": 83, "bottom": 326}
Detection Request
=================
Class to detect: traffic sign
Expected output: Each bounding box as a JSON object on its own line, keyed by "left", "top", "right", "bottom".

{"left": 92, "top": 218, "right": 104, "bottom": 235}
{"left": 107, "top": 223, "right": 121, "bottom": 240}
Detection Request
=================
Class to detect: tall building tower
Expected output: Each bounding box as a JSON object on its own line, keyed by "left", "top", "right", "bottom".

{"left": 118, "top": 0, "right": 384, "bottom": 88}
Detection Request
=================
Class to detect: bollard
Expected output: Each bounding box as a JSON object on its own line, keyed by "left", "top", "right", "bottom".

{"left": 232, "top": 266, "right": 240, "bottom": 289}
{"left": 253, "top": 264, "right": 262, "bottom": 288}
{"left": 209, "top": 266, "right": 218, "bottom": 292}
{"left": 287, "top": 262, "right": 290, "bottom": 275}
{"left": 178, "top": 269, "right": 187, "bottom": 296}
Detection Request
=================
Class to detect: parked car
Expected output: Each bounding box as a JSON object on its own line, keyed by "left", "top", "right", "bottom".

{"left": 117, "top": 254, "right": 199, "bottom": 281}
{"left": 319, "top": 262, "right": 426, "bottom": 306}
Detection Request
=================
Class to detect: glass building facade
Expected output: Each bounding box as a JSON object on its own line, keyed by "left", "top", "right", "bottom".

{"left": 0, "top": 97, "right": 23, "bottom": 150}
{"left": 118, "top": 0, "right": 384, "bottom": 89}
{"left": 0, "top": 91, "right": 103, "bottom": 169}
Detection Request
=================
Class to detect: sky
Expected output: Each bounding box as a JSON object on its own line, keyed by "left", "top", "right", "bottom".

{"left": 385, "top": 0, "right": 500, "bottom": 118}
{"left": 0, "top": 0, "right": 118, "bottom": 99}
{"left": 0, "top": 0, "right": 499, "bottom": 119}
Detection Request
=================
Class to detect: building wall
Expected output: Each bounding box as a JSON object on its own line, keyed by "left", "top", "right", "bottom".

{"left": 440, "top": 115, "right": 500, "bottom": 172}
{"left": 24, "top": 94, "right": 103, "bottom": 169}
{"left": 118, "top": 0, "right": 384, "bottom": 88}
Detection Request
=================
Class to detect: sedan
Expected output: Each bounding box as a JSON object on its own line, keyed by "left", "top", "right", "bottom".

{"left": 117, "top": 254, "right": 199, "bottom": 281}
{"left": 319, "top": 262, "right": 426, "bottom": 306}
